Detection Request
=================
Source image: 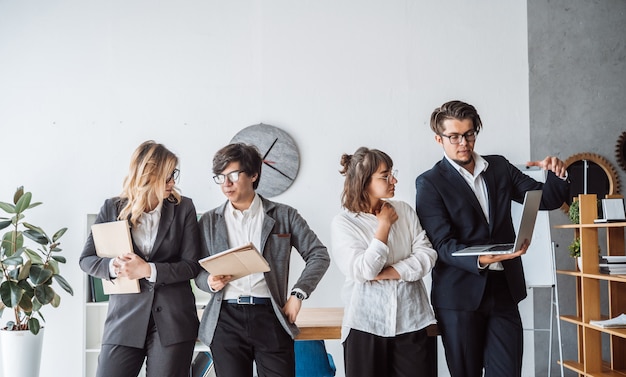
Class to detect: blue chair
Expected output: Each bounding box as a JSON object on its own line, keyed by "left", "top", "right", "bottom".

{"left": 294, "top": 340, "right": 336, "bottom": 377}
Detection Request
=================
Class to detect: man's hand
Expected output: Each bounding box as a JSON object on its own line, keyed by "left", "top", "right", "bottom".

{"left": 478, "top": 239, "right": 530, "bottom": 266}
{"left": 283, "top": 296, "right": 302, "bottom": 324}
{"left": 527, "top": 156, "right": 567, "bottom": 179}
{"left": 208, "top": 274, "right": 233, "bottom": 291}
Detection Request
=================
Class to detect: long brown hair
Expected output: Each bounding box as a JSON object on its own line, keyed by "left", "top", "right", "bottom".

{"left": 339, "top": 147, "right": 393, "bottom": 213}
{"left": 119, "top": 140, "right": 181, "bottom": 226}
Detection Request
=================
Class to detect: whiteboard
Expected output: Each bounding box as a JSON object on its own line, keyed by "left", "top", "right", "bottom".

{"left": 512, "top": 166, "right": 554, "bottom": 287}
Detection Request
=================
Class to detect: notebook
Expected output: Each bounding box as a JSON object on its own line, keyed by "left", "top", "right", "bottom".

{"left": 452, "top": 190, "right": 543, "bottom": 256}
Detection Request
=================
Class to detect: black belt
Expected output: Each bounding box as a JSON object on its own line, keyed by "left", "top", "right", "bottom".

{"left": 225, "top": 296, "right": 271, "bottom": 305}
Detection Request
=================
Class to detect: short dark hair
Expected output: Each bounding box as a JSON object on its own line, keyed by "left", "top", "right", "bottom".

{"left": 430, "top": 100, "right": 482, "bottom": 135}
{"left": 212, "top": 143, "right": 263, "bottom": 189}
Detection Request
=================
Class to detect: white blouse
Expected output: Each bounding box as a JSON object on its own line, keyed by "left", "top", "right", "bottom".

{"left": 331, "top": 200, "right": 437, "bottom": 341}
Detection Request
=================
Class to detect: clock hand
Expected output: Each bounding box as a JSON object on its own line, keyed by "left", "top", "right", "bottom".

{"left": 263, "top": 160, "right": 295, "bottom": 181}
{"left": 262, "top": 138, "right": 279, "bottom": 160}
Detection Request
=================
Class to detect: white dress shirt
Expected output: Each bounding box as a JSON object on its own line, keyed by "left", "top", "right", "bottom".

{"left": 444, "top": 153, "right": 503, "bottom": 270}
{"left": 222, "top": 193, "right": 271, "bottom": 300}
{"left": 331, "top": 200, "right": 437, "bottom": 341}
{"left": 109, "top": 203, "right": 160, "bottom": 282}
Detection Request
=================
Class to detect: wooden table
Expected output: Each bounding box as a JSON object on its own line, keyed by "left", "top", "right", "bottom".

{"left": 295, "top": 307, "right": 343, "bottom": 340}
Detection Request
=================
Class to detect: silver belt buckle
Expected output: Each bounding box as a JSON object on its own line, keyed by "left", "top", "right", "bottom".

{"left": 237, "top": 296, "right": 253, "bottom": 305}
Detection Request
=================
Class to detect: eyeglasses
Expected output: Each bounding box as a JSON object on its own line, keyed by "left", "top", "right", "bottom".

{"left": 440, "top": 130, "right": 477, "bottom": 144}
{"left": 378, "top": 169, "right": 398, "bottom": 184}
{"left": 213, "top": 170, "right": 243, "bottom": 185}
{"left": 166, "top": 169, "right": 180, "bottom": 183}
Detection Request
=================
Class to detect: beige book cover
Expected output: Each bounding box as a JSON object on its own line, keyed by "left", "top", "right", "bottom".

{"left": 199, "top": 242, "right": 270, "bottom": 281}
{"left": 91, "top": 220, "right": 140, "bottom": 294}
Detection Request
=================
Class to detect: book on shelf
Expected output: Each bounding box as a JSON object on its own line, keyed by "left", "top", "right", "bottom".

{"left": 88, "top": 276, "right": 110, "bottom": 302}
{"left": 599, "top": 255, "right": 626, "bottom": 264}
{"left": 589, "top": 313, "right": 626, "bottom": 328}
{"left": 190, "top": 351, "right": 214, "bottom": 377}
{"left": 600, "top": 267, "right": 626, "bottom": 275}
{"left": 199, "top": 242, "right": 270, "bottom": 281}
{"left": 91, "top": 220, "right": 140, "bottom": 294}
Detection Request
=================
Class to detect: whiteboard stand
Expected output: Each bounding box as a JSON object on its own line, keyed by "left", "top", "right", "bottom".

{"left": 550, "top": 241, "right": 565, "bottom": 377}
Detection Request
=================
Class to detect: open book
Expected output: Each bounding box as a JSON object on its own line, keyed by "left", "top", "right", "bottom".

{"left": 589, "top": 313, "right": 626, "bottom": 328}
{"left": 91, "top": 220, "right": 140, "bottom": 294}
{"left": 199, "top": 243, "right": 270, "bottom": 281}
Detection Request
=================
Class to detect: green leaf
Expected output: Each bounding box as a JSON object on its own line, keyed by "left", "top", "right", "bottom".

{"left": 14, "top": 191, "right": 32, "bottom": 213}
{"left": 0, "top": 281, "right": 14, "bottom": 307}
{"left": 51, "top": 255, "right": 67, "bottom": 264}
{"left": 2, "top": 231, "right": 23, "bottom": 256}
{"left": 18, "top": 291, "right": 33, "bottom": 311}
{"left": 52, "top": 228, "right": 67, "bottom": 242}
{"left": 12, "top": 186, "right": 24, "bottom": 204}
{"left": 46, "top": 259, "right": 60, "bottom": 274}
{"left": 0, "top": 280, "right": 25, "bottom": 307}
{"left": 24, "top": 248, "right": 45, "bottom": 264}
{"left": 28, "top": 318, "right": 40, "bottom": 335}
{"left": 0, "top": 219, "right": 11, "bottom": 231}
{"left": 30, "top": 265, "right": 53, "bottom": 285}
{"left": 51, "top": 292, "right": 61, "bottom": 308}
{"left": 2, "top": 254, "right": 24, "bottom": 266}
{"left": 23, "top": 229, "right": 49, "bottom": 245}
{"left": 17, "top": 258, "right": 31, "bottom": 280}
{"left": 34, "top": 285, "right": 54, "bottom": 305}
{"left": 53, "top": 275, "right": 74, "bottom": 295}
{"left": 0, "top": 201, "right": 16, "bottom": 214}
{"left": 26, "top": 202, "right": 42, "bottom": 210}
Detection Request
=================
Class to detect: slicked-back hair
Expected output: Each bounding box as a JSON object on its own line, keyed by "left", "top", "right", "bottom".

{"left": 119, "top": 140, "right": 180, "bottom": 226}
{"left": 339, "top": 147, "right": 393, "bottom": 213}
{"left": 212, "top": 143, "right": 263, "bottom": 190}
{"left": 430, "top": 100, "right": 483, "bottom": 135}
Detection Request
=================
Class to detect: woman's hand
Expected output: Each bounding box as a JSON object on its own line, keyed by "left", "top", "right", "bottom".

{"left": 373, "top": 266, "right": 400, "bottom": 280}
{"left": 374, "top": 202, "right": 398, "bottom": 244}
{"left": 114, "top": 253, "right": 151, "bottom": 280}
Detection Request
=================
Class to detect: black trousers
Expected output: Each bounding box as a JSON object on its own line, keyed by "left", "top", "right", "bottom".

{"left": 436, "top": 270, "right": 523, "bottom": 377}
{"left": 96, "top": 316, "right": 195, "bottom": 377}
{"left": 211, "top": 302, "right": 295, "bottom": 377}
{"left": 343, "top": 327, "right": 430, "bottom": 377}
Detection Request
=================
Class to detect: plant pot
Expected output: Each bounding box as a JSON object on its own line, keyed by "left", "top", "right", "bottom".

{"left": 577, "top": 257, "right": 583, "bottom": 271}
{"left": 0, "top": 327, "right": 44, "bottom": 377}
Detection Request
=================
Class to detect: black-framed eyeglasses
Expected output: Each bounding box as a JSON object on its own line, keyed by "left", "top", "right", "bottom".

{"left": 166, "top": 169, "right": 180, "bottom": 183}
{"left": 213, "top": 170, "right": 243, "bottom": 185}
{"left": 440, "top": 130, "right": 477, "bottom": 144}
{"left": 378, "top": 169, "right": 398, "bottom": 184}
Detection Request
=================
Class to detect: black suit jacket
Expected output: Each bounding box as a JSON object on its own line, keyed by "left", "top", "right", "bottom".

{"left": 79, "top": 196, "right": 202, "bottom": 347}
{"left": 415, "top": 155, "right": 568, "bottom": 311}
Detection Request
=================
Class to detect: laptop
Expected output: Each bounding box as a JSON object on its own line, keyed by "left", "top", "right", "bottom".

{"left": 452, "top": 190, "right": 543, "bottom": 256}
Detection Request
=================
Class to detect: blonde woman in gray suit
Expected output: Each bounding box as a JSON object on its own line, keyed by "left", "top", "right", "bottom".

{"left": 80, "top": 140, "right": 202, "bottom": 377}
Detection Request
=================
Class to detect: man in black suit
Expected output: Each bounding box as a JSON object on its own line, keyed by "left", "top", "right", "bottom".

{"left": 415, "top": 100, "right": 569, "bottom": 377}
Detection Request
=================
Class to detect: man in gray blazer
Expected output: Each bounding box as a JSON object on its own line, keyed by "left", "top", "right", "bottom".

{"left": 195, "top": 143, "right": 330, "bottom": 377}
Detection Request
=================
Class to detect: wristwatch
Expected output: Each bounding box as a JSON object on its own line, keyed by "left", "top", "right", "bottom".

{"left": 290, "top": 291, "right": 305, "bottom": 300}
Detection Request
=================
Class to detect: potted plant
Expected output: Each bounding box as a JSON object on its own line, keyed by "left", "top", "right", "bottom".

{"left": 0, "top": 186, "right": 73, "bottom": 377}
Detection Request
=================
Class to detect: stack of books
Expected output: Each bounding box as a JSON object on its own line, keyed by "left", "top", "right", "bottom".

{"left": 599, "top": 255, "right": 626, "bottom": 275}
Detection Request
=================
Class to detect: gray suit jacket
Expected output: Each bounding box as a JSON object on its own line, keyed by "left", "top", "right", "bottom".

{"left": 194, "top": 195, "right": 330, "bottom": 346}
{"left": 79, "top": 196, "right": 202, "bottom": 347}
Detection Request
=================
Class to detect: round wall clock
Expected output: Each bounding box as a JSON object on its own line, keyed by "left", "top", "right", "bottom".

{"left": 230, "top": 123, "right": 300, "bottom": 198}
{"left": 615, "top": 131, "right": 626, "bottom": 173}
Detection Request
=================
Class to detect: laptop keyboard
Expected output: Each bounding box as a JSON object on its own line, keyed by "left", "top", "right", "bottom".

{"left": 487, "top": 243, "right": 514, "bottom": 252}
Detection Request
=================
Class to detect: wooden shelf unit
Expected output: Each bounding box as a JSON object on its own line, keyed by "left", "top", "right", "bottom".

{"left": 554, "top": 194, "right": 626, "bottom": 376}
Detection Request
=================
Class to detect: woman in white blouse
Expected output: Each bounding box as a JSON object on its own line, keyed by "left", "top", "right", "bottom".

{"left": 331, "top": 147, "right": 438, "bottom": 377}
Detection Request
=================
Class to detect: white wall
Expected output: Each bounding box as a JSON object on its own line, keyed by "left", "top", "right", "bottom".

{"left": 0, "top": 1, "right": 530, "bottom": 376}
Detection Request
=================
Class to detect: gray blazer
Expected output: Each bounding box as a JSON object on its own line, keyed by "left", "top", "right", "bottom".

{"left": 79, "top": 197, "right": 202, "bottom": 347}
{"left": 194, "top": 195, "right": 330, "bottom": 346}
